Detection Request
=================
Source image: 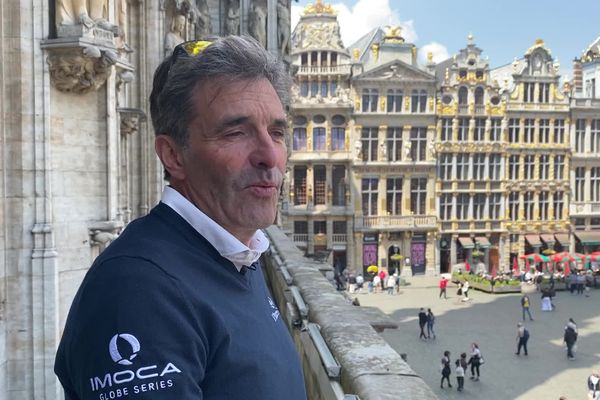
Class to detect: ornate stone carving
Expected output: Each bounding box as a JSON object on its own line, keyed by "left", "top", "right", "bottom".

{"left": 224, "top": 0, "right": 240, "bottom": 35}
{"left": 118, "top": 108, "right": 146, "bottom": 136}
{"left": 46, "top": 47, "right": 118, "bottom": 94}
{"left": 248, "top": 2, "right": 267, "bottom": 47}
{"left": 88, "top": 220, "right": 123, "bottom": 250}
{"left": 56, "top": 0, "right": 114, "bottom": 33}
{"left": 277, "top": 0, "right": 291, "bottom": 55}
{"left": 164, "top": 14, "right": 186, "bottom": 56}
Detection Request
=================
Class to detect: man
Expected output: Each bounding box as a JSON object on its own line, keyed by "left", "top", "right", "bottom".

{"left": 521, "top": 294, "right": 534, "bottom": 321}
{"left": 418, "top": 308, "right": 428, "bottom": 339}
{"left": 54, "top": 36, "right": 307, "bottom": 399}
{"left": 439, "top": 276, "right": 448, "bottom": 299}
{"left": 588, "top": 370, "right": 600, "bottom": 400}
{"left": 515, "top": 322, "right": 529, "bottom": 356}
{"left": 564, "top": 318, "right": 578, "bottom": 360}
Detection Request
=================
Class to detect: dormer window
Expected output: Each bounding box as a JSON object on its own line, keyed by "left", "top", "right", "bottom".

{"left": 459, "top": 69, "right": 467, "bottom": 79}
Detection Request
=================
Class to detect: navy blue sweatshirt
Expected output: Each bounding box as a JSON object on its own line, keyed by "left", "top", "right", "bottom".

{"left": 55, "top": 203, "right": 306, "bottom": 399}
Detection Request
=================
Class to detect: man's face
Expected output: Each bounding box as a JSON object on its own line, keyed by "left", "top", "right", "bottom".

{"left": 174, "top": 78, "right": 287, "bottom": 243}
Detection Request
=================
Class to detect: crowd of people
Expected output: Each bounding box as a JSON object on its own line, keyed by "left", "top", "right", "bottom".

{"left": 439, "top": 343, "right": 483, "bottom": 391}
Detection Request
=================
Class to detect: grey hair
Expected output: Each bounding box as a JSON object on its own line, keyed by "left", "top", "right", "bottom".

{"left": 150, "top": 35, "right": 291, "bottom": 147}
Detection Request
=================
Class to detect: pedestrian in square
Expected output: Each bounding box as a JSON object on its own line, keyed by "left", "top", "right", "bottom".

{"left": 521, "top": 294, "right": 534, "bottom": 320}
{"left": 418, "top": 308, "right": 428, "bottom": 339}
{"left": 515, "top": 322, "right": 530, "bottom": 356}
{"left": 455, "top": 359, "right": 465, "bottom": 391}
{"left": 439, "top": 276, "right": 448, "bottom": 299}
{"left": 440, "top": 350, "right": 452, "bottom": 388}
{"left": 426, "top": 308, "right": 436, "bottom": 339}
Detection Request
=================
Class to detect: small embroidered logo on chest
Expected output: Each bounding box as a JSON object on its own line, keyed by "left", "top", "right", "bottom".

{"left": 267, "top": 296, "right": 280, "bottom": 322}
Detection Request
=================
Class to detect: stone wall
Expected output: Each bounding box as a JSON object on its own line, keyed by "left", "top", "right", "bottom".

{"left": 264, "top": 226, "right": 438, "bottom": 400}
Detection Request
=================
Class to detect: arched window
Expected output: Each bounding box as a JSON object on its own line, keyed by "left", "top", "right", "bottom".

{"left": 474, "top": 87, "right": 484, "bottom": 105}
{"left": 458, "top": 87, "right": 468, "bottom": 104}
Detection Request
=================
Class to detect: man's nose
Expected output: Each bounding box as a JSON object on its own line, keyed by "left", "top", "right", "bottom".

{"left": 249, "top": 129, "right": 284, "bottom": 169}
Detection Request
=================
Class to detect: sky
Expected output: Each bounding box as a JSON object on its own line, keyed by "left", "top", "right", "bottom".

{"left": 291, "top": 0, "right": 600, "bottom": 79}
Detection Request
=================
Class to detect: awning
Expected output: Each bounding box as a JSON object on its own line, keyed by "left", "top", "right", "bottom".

{"left": 475, "top": 236, "right": 491, "bottom": 248}
{"left": 525, "top": 234, "right": 542, "bottom": 247}
{"left": 554, "top": 233, "right": 570, "bottom": 246}
{"left": 540, "top": 234, "right": 556, "bottom": 245}
{"left": 458, "top": 237, "right": 474, "bottom": 249}
{"left": 573, "top": 231, "right": 600, "bottom": 245}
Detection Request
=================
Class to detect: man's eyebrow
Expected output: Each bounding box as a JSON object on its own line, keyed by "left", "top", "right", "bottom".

{"left": 216, "top": 116, "right": 289, "bottom": 131}
{"left": 272, "top": 118, "right": 289, "bottom": 129}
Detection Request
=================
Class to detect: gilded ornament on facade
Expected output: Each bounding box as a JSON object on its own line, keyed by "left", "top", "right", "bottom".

{"left": 303, "top": 0, "right": 336, "bottom": 15}
{"left": 379, "top": 96, "right": 386, "bottom": 112}
{"left": 383, "top": 25, "right": 404, "bottom": 43}
{"left": 371, "top": 43, "right": 380, "bottom": 60}
{"left": 353, "top": 48, "right": 360, "bottom": 60}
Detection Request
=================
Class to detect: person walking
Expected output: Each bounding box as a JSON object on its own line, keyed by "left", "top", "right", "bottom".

{"left": 468, "top": 342, "right": 482, "bottom": 381}
{"left": 521, "top": 294, "right": 534, "bottom": 321}
{"left": 455, "top": 359, "right": 465, "bottom": 391}
{"left": 386, "top": 274, "right": 396, "bottom": 295}
{"left": 355, "top": 273, "right": 364, "bottom": 293}
{"left": 418, "top": 308, "right": 428, "bottom": 339}
{"left": 564, "top": 318, "right": 578, "bottom": 360}
{"left": 515, "top": 322, "right": 530, "bottom": 356}
{"left": 426, "top": 308, "right": 436, "bottom": 339}
{"left": 439, "top": 276, "right": 448, "bottom": 299}
{"left": 440, "top": 350, "right": 452, "bottom": 388}
{"left": 588, "top": 370, "right": 600, "bottom": 400}
{"left": 461, "top": 280, "right": 470, "bottom": 301}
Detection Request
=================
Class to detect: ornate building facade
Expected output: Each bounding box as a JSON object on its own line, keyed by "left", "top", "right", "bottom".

{"left": 0, "top": 1, "right": 289, "bottom": 398}
{"left": 283, "top": 2, "right": 600, "bottom": 277}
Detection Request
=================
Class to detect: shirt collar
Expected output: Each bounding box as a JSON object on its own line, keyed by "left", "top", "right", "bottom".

{"left": 160, "top": 186, "right": 269, "bottom": 271}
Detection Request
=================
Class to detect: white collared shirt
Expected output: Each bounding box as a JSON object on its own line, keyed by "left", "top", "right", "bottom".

{"left": 160, "top": 186, "right": 269, "bottom": 271}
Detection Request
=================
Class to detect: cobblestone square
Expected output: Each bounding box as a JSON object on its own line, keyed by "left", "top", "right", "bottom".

{"left": 357, "top": 277, "right": 600, "bottom": 400}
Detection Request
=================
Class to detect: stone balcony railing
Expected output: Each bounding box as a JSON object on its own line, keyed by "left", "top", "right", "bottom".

{"left": 263, "top": 226, "right": 438, "bottom": 400}
{"left": 570, "top": 202, "right": 600, "bottom": 216}
{"left": 296, "top": 65, "right": 352, "bottom": 76}
{"left": 354, "top": 215, "right": 437, "bottom": 231}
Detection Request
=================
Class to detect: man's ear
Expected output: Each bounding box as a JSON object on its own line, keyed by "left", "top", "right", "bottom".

{"left": 155, "top": 135, "right": 185, "bottom": 181}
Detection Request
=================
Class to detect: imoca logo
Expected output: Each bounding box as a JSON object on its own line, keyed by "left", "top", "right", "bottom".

{"left": 109, "top": 333, "right": 140, "bottom": 366}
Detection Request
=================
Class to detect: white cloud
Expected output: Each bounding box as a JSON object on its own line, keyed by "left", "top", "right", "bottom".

{"left": 419, "top": 42, "right": 450, "bottom": 64}
{"left": 291, "top": 0, "right": 417, "bottom": 48}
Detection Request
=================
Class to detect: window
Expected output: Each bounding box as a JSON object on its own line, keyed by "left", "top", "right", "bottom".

{"left": 361, "top": 178, "right": 378, "bottom": 216}
{"left": 419, "top": 90, "right": 427, "bottom": 112}
{"left": 410, "top": 177, "right": 427, "bottom": 215}
{"left": 320, "top": 81, "right": 328, "bottom": 97}
{"left": 293, "top": 166, "right": 307, "bottom": 205}
{"left": 554, "top": 155, "right": 565, "bottom": 180}
{"left": 509, "top": 192, "right": 519, "bottom": 221}
{"left": 524, "top": 192, "right": 534, "bottom": 220}
{"left": 292, "top": 128, "right": 307, "bottom": 150}
{"left": 524, "top": 119, "right": 535, "bottom": 143}
{"left": 313, "top": 220, "right": 326, "bottom": 234}
{"left": 575, "top": 119, "right": 586, "bottom": 153}
{"left": 490, "top": 118, "right": 501, "bottom": 141}
{"left": 310, "top": 81, "right": 318, "bottom": 97}
{"left": 591, "top": 120, "right": 600, "bottom": 152}
{"left": 474, "top": 118, "right": 485, "bottom": 141}
{"left": 539, "top": 155, "right": 549, "bottom": 180}
{"left": 329, "top": 80, "right": 337, "bottom": 97}
{"left": 539, "top": 192, "right": 549, "bottom": 220}
{"left": 489, "top": 153, "right": 502, "bottom": 180}
{"left": 524, "top": 155, "right": 534, "bottom": 180}
{"left": 456, "top": 154, "right": 469, "bottom": 180}
{"left": 313, "top": 165, "right": 326, "bottom": 205}
{"left": 489, "top": 193, "right": 501, "bottom": 220}
{"left": 539, "top": 119, "right": 550, "bottom": 143}
{"left": 458, "top": 118, "right": 469, "bottom": 141}
{"left": 386, "top": 177, "right": 403, "bottom": 215}
{"left": 333, "top": 221, "right": 346, "bottom": 234}
{"left": 313, "top": 127, "right": 326, "bottom": 151}
{"left": 575, "top": 167, "right": 585, "bottom": 201}
{"left": 294, "top": 221, "right": 308, "bottom": 234}
{"left": 386, "top": 127, "right": 403, "bottom": 161}
{"left": 592, "top": 167, "right": 600, "bottom": 202}
{"left": 538, "top": 83, "right": 550, "bottom": 103}
{"left": 439, "top": 153, "right": 453, "bottom": 180}
{"left": 332, "top": 165, "right": 346, "bottom": 206}
{"left": 410, "top": 127, "right": 427, "bottom": 161}
{"left": 387, "top": 89, "right": 403, "bottom": 112}
{"left": 508, "top": 118, "right": 520, "bottom": 143}
{"left": 473, "top": 194, "right": 486, "bottom": 219}
{"left": 361, "top": 127, "right": 378, "bottom": 161}
{"left": 410, "top": 89, "right": 427, "bottom": 113}
{"left": 554, "top": 191, "right": 564, "bottom": 220}
{"left": 473, "top": 154, "right": 485, "bottom": 180}
{"left": 331, "top": 127, "right": 345, "bottom": 151}
{"left": 362, "top": 89, "right": 378, "bottom": 112}
{"left": 300, "top": 81, "right": 308, "bottom": 97}
{"left": 554, "top": 119, "right": 565, "bottom": 144}
{"left": 474, "top": 87, "right": 484, "bottom": 105}
{"left": 456, "top": 194, "right": 470, "bottom": 219}
{"left": 440, "top": 193, "right": 453, "bottom": 220}
{"left": 509, "top": 155, "right": 520, "bottom": 180}
{"left": 441, "top": 118, "right": 453, "bottom": 141}
{"left": 458, "top": 86, "right": 468, "bottom": 104}
{"left": 524, "top": 82, "right": 535, "bottom": 103}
